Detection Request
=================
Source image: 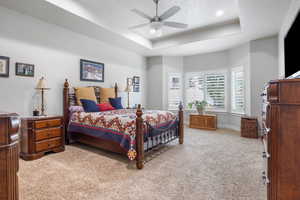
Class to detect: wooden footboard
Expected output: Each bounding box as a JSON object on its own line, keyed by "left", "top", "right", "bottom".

{"left": 135, "top": 103, "right": 184, "bottom": 169}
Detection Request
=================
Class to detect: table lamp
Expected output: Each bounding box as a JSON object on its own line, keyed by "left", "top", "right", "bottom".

{"left": 124, "top": 83, "right": 132, "bottom": 109}
{"left": 36, "top": 77, "right": 50, "bottom": 116}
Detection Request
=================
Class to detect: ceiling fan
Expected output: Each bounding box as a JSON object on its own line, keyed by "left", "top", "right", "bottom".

{"left": 129, "top": 0, "right": 188, "bottom": 36}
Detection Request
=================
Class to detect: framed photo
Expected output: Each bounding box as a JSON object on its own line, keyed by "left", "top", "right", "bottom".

{"left": 0, "top": 56, "right": 9, "bottom": 77}
{"left": 133, "top": 76, "right": 140, "bottom": 84}
{"left": 80, "top": 59, "right": 104, "bottom": 82}
{"left": 15, "top": 63, "right": 34, "bottom": 77}
{"left": 132, "top": 76, "right": 140, "bottom": 92}
{"left": 133, "top": 85, "right": 140, "bottom": 92}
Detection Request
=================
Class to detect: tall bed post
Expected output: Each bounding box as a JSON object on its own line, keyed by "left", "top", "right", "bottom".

{"left": 178, "top": 102, "right": 184, "bottom": 144}
{"left": 114, "top": 82, "right": 118, "bottom": 97}
{"left": 63, "top": 79, "right": 70, "bottom": 144}
{"left": 135, "top": 104, "right": 144, "bottom": 169}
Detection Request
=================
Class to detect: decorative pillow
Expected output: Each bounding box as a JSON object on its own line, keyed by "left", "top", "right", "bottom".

{"left": 97, "top": 103, "right": 115, "bottom": 111}
{"left": 100, "top": 88, "right": 115, "bottom": 103}
{"left": 80, "top": 99, "right": 99, "bottom": 112}
{"left": 69, "top": 106, "right": 84, "bottom": 113}
{"left": 75, "top": 87, "right": 97, "bottom": 106}
{"left": 109, "top": 97, "right": 123, "bottom": 109}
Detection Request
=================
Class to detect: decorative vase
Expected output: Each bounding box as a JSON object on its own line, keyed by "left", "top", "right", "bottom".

{"left": 197, "top": 107, "right": 204, "bottom": 115}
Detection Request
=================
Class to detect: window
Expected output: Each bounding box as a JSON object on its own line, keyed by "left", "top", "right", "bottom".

{"left": 231, "top": 67, "right": 245, "bottom": 114}
{"left": 185, "top": 70, "right": 227, "bottom": 112}
{"left": 168, "top": 73, "right": 182, "bottom": 110}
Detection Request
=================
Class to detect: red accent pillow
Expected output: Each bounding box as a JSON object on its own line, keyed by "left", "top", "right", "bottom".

{"left": 97, "top": 103, "right": 115, "bottom": 111}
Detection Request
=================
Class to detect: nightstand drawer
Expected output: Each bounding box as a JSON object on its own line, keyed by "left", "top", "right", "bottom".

{"left": 35, "top": 127, "right": 62, "bottom": 141}
{"left": 35, "top": 138, "right": 62, "bottom": 152}
{"left": 34, "top": 119, "right": 62, "bottom": 129}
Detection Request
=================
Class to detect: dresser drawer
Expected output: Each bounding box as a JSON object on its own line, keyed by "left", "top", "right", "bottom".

{"left": 35, "top": 127, "right": 62, "bottom": 141}
{"left": 34, "top": 119, "right": 62, "bottom": 129}
{"left": 35, "top": 137, "right": 62, "bottom": 152}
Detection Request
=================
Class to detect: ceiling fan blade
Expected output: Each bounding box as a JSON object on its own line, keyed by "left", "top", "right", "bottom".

{"left": 129, "top": 23, "right": 151, "bottom": 30}
{"left": 131, "top": 9, "right": 152, "bottom": 21}
{"left": 163, "top": 21, "right": 188, "bottom": 29}
{"left": 159, "top": 6, "right": 180, "bottom": 21}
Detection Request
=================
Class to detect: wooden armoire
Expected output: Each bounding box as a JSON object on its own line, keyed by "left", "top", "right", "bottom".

{"left": 262, "top": 79, "right": 300, "bottom": 200}
{"left": 0, "top": 112, "right": 20, "bottom": 200}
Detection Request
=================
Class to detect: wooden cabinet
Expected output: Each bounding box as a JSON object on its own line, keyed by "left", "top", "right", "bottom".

{"left": 189, "top": 114, "right": 217, "bottom": 130}
{"left": 262, "top": 79, "right": 300, "bottom": 200}
{"left": 20, "top": 116, "right": 65, "bottom": 160}
{"left": 241, "top": 117, "right": 258, "bottom": 138}
{"left": 0, "top": 112, "right": 20, "bottom": 200}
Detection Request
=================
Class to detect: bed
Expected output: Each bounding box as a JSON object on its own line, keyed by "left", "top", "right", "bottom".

{"left": 63, "top": 79, "right": 184, "bottom": 169}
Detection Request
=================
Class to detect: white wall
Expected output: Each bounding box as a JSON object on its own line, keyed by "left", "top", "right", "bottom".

{"left": 0, "top": 6, "right": 146, "bottom": 116}
{"left": 278, "top": 0, "right": 300, "bottom": 78}
{"left": 146, "top": 56, "right": 163, "bottom": 110}
{"left": 250, "top": 36, "right": 279, "bottom": 123}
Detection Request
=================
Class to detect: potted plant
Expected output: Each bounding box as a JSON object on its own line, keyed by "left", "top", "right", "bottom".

{"left": 188, "top": 100, "right": 208, "bottom": 115}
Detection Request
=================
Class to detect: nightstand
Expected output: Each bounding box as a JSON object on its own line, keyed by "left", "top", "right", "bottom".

{"left": 189, "top": 114, "right": 217, "bottom": 130}
{"left": 20, "top": 116, "right": 65, "bottom": 160}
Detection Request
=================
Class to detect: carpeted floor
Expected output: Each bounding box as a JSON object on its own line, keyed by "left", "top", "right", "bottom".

{"left": 19, "top": 128, "right": 266, "bottom": 200}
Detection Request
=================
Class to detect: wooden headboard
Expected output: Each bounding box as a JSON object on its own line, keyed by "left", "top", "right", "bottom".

{"left": 63, "top": 79, "right": 118, "bottom": 143}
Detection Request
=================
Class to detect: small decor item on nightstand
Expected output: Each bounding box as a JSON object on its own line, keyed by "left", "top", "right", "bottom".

{"left": 33, "top": 109, "right": 39, "bottom": 116}
{"left": 188, "top": 100, "right": 208, "bottom": 115}
{"left": 36, "top": 77, "right": 50, "bottom": 116}
{"left": 241, "top": 116, "right": 258, "bottom": 138}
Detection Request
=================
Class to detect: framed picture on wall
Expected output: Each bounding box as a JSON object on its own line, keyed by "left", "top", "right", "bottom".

{"left": 16, "top": 63, "right": 34, "bottom": 77}
{"left": 80, "top": 59, "right": 104, "bottom": 82}
{"left": 133, "top": 76, "right": 140, "bottom": 84}
{"left": 133, "top": 76, "right": 140, "bottom": 92}
{"left": 0, "top": 56, "right": 9, "bottom": 77}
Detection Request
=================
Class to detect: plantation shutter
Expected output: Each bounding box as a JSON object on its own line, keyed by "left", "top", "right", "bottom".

{"left": 205, "top": 73, "right": 226, "bottom": 110}
{"left": 231, "top": 67, "right": 245, "bottom": 113}
{"left": 185, "top": 73, "right": 205, "bottom": 107}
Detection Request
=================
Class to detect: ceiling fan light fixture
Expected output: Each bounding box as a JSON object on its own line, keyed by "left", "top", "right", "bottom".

{"left": 149, "top": 22, "right": 163, "bottom": 36}
{"left": 216, "top": 10, "right": 224, "bottom": 17}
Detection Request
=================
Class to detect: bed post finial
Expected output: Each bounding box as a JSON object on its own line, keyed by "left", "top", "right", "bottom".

{"left": 178, "top": 101, "right": 184, "bottom": 144}
{"left": 136, "top": 104, "right": 144, "bottom": 169}
{"left": 114, "top": 82, "right": 118, "bottom": 97}
{"left": 64, "top": 79, "right": 69, "bottom": 88}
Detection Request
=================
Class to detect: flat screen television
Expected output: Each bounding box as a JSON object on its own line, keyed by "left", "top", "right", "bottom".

{"left": 284, "top": 11, "right": 300, "bottom": 77}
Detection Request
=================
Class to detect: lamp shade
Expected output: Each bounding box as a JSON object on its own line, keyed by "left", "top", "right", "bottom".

{"left": 124, "top": 85, "right": 132, "bottom": 92}
{"left": 36, "top": 77, "right": 50, "bottom": 90}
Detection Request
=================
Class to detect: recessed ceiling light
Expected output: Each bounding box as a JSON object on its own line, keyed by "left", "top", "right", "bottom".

{"left": 216, "top": 10, "right": 224, "bottom": 17}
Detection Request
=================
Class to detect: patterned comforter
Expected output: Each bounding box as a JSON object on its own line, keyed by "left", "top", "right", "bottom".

{"left": 68, "top": 109, "right": 177, "bottom": 160}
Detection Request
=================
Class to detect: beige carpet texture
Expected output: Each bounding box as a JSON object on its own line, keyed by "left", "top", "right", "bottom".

{"left": 19, "top": 128, "right": 266, "bottom": 200}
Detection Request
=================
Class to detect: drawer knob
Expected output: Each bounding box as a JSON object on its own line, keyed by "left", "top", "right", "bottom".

{"left": 262, "top": 171, "right": 270, "bottom": 185}
{"left": 262, "top": 151, "right": 270, "bottom": 159}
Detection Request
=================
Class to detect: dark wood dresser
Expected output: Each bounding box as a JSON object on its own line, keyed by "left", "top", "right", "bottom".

{"left": 189, "top": 114, "right": 217, "bottom": 130}
{"left": 262, "top": 79, "right": 300, "bottom": 200}
{"left": 20, "top": 116, "right": 65, "bottom": 160}
{"left": 0, "top": 112, "right": 20, "bottom": 200}
{"left": 241, "top": 116, "right": 258, "bottom": 138}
